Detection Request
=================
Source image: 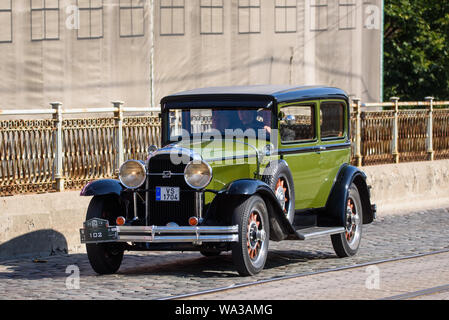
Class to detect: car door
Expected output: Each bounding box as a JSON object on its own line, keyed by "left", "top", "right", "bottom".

{"left": 313, "top": 99, "right": 352, "bottom": 206}
{"left": 277, "top": 102, "right": 322, "bottom": 210}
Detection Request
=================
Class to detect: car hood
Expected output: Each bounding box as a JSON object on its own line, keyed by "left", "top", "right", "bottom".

{"left": 168, "top": 138, "right": 267, "bottom": 162}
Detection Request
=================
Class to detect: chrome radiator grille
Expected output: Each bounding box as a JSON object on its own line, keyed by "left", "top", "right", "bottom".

{"left": 147, "top": 154, "right": 194, "bottom": 226}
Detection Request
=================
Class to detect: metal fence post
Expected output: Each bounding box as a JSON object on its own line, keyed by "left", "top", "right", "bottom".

{"left": 425, "top": 96, "right": 434, "bottom": 161}
{"left": 353, "top": 98, "right": 362, "bottom": 167}
{"left": 113, "top": 101, "right": 124, "bottom": 175}
{"left": 390, "top": 97, "right": 400, "bottom": 163}
{"left": 51, "top": 102, "right": 64, "bottom": 191}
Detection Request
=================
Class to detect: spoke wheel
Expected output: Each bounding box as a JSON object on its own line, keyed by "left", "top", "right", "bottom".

{"left": 231, "top": 195, "right": 269, "bottom": 276}
{"left": 345, "top": 197, "right": 361, "bottom": 248}
{"left": 247, "top": 211, "right": 263, "bottom": 260}
{"left": 331, "top": 183, "right": 363, "bottom": 258}
{"left": 275, "top": 177, "right": 290, "bottom": 215}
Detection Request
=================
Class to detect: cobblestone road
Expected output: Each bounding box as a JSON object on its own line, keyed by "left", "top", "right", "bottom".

{"left": 1, "top": 207, "right": 448, "bottom": 299}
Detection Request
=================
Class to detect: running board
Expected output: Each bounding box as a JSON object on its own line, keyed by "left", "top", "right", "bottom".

{"left": 295, "top": 227, "right": 345, "bottom": 240}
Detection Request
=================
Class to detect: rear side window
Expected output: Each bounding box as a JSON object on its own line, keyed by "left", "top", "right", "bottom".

{"left": 320, "top": 102, "right": 346, "bottom": 139}
{"left": 279, "top": 105, "right": 316, "bottom": 143}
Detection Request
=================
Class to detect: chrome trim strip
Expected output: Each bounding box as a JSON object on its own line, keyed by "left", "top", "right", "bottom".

{"left": 195, "top": 192, "right": 203, "bottom": 219}
{"left": 278, "top": 142, "right": 351, "bottom": 155}
{"left": 115, "top": 235, "right": 239, "bottom": 243}
{"left": 133, "top": 192, "right": 138, "bottom": 219}
{"left": 81, "top": 225, "right": 239, "bottom": 244}
{"left": 296, "top": 226, "right": 345, "bottom": 240}
{"left": 145, "top": 172, "right": 149, "bottom": 225}
{"left": 206, "top": 154, "right": 258, "bottom": 163}
{"left": 148, "top": 173, "right": 185, "bottom": 176}
{"left": 117, "top": 225, "right": 239, "bottom": 234}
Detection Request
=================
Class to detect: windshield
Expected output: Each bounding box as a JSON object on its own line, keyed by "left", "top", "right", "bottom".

{"left": 168, "top": 108, "right": 272, "bottom": 142}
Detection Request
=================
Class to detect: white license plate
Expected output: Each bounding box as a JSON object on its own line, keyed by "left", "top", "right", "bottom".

{"left": 156, "top": 187, "right": 180, "bottom": 202}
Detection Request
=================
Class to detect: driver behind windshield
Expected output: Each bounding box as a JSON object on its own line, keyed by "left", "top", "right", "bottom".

{"left": 237, "top": 110, "right": 271, "bottom": 134}
{"left": 209, "top": 109, "right": 271, "bottom": 138}
{"left": 237, "top": 110, "right": 264, "bottom": 131}
{"left": 211, "top": 111, "right": 231, "bottom": 133}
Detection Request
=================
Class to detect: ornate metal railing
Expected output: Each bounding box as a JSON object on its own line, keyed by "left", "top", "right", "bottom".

{"left": 351, "top": 97, "right": 449, "bottom": 167}
{"left": 1, "top": 97, "right": 449, "bottom": 196}
{"left": 0, "top": 102, "right": 160, "bottom": 196}
{"left": 0, "top": 119, "right": 55, "bottom": 195}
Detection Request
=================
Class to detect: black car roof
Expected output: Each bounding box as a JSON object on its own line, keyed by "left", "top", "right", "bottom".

{"left": 160, "top": 85, "right": 349, "bottom": 105}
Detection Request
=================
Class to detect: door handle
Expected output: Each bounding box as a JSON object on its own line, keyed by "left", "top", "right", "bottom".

{"left": 316, "top": 146, "right": 326, "bottom": 154}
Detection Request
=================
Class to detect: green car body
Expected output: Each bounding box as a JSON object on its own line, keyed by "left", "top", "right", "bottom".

{"left": 80, "top": 85, "right": 376, "bottom": 276}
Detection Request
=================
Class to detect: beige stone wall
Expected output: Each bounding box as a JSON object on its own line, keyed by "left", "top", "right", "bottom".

{"left": 153, "top": 0, "right": 383, "bottom": 105}
{"left": 0, "top": 0, "right": 382, "bottom": 112}
{"left": 0, "top": 0, "right": 152, "bottom": 110}
{"left": 0, "top": 191, "right": 91, "bottom": 259}
{"left": 363, "top": 159, "right": 449, "bottom": 216}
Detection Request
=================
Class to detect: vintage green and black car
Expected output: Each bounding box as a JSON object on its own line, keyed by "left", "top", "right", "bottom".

{"left": 80, "top": 85, "right": 376, "bottom": 276}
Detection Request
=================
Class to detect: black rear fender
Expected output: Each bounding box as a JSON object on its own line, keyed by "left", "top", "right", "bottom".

{"left": 325, "top": 164, "right": 375, "bottom": 226}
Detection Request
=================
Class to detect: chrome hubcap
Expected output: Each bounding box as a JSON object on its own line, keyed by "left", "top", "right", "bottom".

{"left": 275, "top": 178, "right": 289, "bottom": 214}
{"left": 247, "top": 211, "right": 265, "bottom": 260}
{"left": 345, "top": 197, "right": 361, "bottom": 249}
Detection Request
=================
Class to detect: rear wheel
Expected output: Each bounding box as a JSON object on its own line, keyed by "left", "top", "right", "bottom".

{"left": 231, "top": 195, "right": 270, "bottom": 276}
{"left": 331, "top": 183, "right": 363, "bottom": 257}
{"left": 85, "top": 196, "right": 124, "bottom": 275}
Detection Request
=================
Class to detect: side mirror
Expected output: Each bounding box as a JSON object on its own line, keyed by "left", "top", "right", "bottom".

{"left": 284, "top": 115, "right": 296, "bottom": 125}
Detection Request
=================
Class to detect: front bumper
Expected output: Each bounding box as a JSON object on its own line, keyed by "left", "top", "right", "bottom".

{"left": 80, "top": 218, "right": 239, "bottom": 244}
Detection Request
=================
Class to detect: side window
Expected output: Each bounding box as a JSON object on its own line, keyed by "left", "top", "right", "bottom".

{"left": 280, "top": 105, "right": 315, "bottom": 143}
{"left": 320, "top": 102, "right": 346, "bottom": 139}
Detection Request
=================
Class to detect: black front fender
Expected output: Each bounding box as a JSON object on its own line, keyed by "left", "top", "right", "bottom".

{"left": 80, "top": 179, "right": 124, "bottom": 197}
{"left": 217, "top": 179, "right": 296, "bottom": 241}
{"left": 325, "top": 164, "right": 375, "bottom": 226}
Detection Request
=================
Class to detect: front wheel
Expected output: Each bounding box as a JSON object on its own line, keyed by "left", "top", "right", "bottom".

{"left": 85, "top": 196, "right": 124, "bottom": 275}
{"left": 231, "top": 195, "right": 270, "bottom": 276}
{"left": 331, "top": 183, "right": 363, "bottom": 257}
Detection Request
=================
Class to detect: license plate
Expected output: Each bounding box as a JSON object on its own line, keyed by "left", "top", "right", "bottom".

{"left": 156, "top": 186, "right": 180, "bottom": 201}
{"left": 80, "top": 219, "right": 118, "bottom": 243}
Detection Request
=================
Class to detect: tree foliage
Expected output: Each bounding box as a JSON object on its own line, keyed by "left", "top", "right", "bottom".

{"left": 384, "top": 0, "right": 449, "bottom": 101}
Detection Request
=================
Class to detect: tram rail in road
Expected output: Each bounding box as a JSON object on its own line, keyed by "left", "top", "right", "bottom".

{"left": 160, "top": 249, "right": 449, "bottom": 300}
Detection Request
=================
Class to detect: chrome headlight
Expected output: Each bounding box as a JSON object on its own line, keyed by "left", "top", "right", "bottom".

{"left": 184, "top": 160, "right": 212, "bottom": 190}
{"left": 119, "top": 160, "right": 146, "bottom": 189}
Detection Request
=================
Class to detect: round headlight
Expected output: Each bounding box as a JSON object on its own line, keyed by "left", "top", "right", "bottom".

{"left": 119, "top": 160, "right": 146, "bottom": 189}
{"left": 184, "top": 160, "right": 212, "bottom": 190}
